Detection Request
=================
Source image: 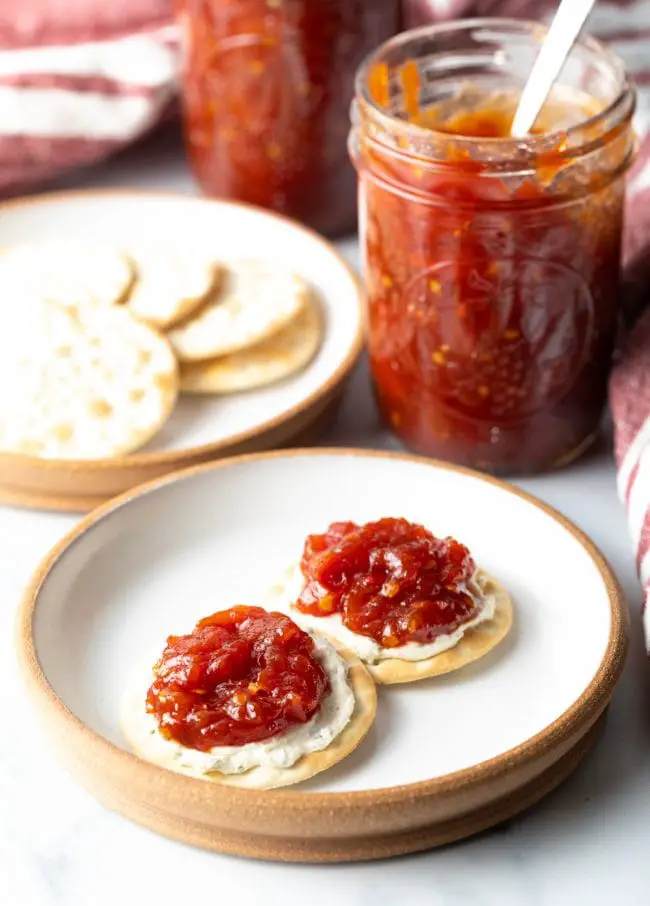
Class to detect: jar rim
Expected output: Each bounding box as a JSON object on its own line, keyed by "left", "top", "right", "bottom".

{"left": 355, "top": 17, "right": 635, "bottom": 162}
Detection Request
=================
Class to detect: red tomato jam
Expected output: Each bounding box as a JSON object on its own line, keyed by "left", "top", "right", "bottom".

{"left": 297, "top": 518, "right": 478, "bottom": 647}
{"left": 146, "top": 606, "right": 330, "bottom": 750}
{"left": 350, "top": 25, "right": 635, "bottom": 474}
{"left": 176, "top": 0, "right": 400, "bottom": 235}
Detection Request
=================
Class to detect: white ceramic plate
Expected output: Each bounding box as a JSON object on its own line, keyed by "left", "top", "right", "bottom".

{"left": 23, "top": 450, "right": 624, "bottom": 795}
{"left": 0, "top": 191, "right": 363, "bottom": 511}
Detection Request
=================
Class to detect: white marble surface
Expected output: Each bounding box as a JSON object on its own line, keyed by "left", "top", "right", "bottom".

{"left": 2, "top": 131, "right": 650, "bottom": 905}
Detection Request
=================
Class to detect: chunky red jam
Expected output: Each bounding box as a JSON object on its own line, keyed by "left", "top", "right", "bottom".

{"left": 352, "top": 54, "right": 634, "bottom": 473}
{"left": 146, "top": 606, "right": 330, "bottom": 750}
{"left": 177, "top": 0, "right": 400, "bottom": 234}
{"left": 297, "top": 518, "right": 478, "bottom": 647}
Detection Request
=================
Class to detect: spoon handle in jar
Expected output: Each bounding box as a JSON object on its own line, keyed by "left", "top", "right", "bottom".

{"left": 510, "top": 0, "right": 597, "bottom": 138}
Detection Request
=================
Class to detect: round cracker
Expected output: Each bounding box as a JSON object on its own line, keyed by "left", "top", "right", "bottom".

{"left": 368, "top": 573, "right": 513, "bottom": 685}
{"left": 0, "top": 299, "right": 178, "bottom": 460}
{"left": 179, "top": 295, "right": 323, "bottom": 394}
{"left": 121, "top": 642, "right": 377, "bottom": 790}
{"left": 167, "top": 259, "right": 308, "bottom": 363}
{"left": 0, "top": 240, "right": 134, "bottom": 307}
{"left": 126, "top": 250, "right": 223, "bottom": 329}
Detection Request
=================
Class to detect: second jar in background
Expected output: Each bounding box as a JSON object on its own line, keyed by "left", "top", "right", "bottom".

{"left": 177, "top": 0, "right": 400, "bottom": 236}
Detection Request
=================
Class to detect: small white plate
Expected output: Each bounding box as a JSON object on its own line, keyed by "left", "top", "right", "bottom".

{"left": 0, "top": 191, "right": 362, "bottom": 510}
{"left": 18, "top": 449, "right": 627, "bottom": 861}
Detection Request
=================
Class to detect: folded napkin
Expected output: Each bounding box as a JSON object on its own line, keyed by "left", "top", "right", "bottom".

{"left": 0, "top": 0, "right": 178, "bottom": 194}
{"left": 611, "top": 300, "right": 650, "bottom": 651}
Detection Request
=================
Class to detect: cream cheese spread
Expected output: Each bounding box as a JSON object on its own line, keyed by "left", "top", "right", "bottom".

{"left": 267, "top": 564, "right": 496, "bottom": 665}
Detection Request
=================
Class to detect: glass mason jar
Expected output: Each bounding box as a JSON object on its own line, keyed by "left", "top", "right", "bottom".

{"left": 176, "top": 0, "right": 401, "bottom": 236}
{"left": 350, "top": 20, "right": 636, "bottom": 475}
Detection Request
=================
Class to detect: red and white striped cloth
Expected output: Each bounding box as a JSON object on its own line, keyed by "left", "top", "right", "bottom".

{"left": 0, "top": 0, "right": 178, "bottom": 195}
{"left": 406, "top": 2, "right": 650, "bottom": 645}
{"left": 610, "top": 313, "right": 650, "bottom": 649}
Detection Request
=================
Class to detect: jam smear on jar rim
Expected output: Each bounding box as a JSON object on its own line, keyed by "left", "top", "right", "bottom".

{"left": 146, "top": 606, "right": 331, "bottom": 750}
{"left": 297, "top": 518, "right": 479, "bottom": 648}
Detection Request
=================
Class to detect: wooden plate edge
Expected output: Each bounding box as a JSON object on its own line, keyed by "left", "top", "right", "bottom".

{"left": 15, "top": 447, "right": 629, "bottom": 845}
{"left": 0, "top": 189, "right": 363, "bottom": 501}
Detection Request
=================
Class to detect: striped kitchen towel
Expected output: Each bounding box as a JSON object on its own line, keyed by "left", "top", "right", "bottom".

{"left": 0, "top": 0, "right": 178, "bottom": 195}
{"left": 611, "top": 311, "right": 650, "bottom": 648}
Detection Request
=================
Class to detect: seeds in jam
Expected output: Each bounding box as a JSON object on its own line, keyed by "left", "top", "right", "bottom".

{"left": 354, "top": 62, "right": 631, "bottom": 473}
{"left": 178, "top": 0, "right": 399, "bottom": 234}
{"left": 297, "top": 518, "right": 478, "bottom": 647}
{"left": 146, "top": 606, "right": 330, "bottom": 750}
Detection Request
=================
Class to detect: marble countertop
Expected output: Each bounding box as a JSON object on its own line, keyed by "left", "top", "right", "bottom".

{"left": 2, "top": 130, "right": 650, "bottom": 906}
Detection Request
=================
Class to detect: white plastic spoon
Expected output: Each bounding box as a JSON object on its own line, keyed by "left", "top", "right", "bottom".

{"left": 510, "top": 0, "right": 598, "bottom": 137}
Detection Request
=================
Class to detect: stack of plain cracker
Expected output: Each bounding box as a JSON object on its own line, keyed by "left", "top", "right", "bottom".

{"left": 0, "top": 240, "right": 323, "bottom": 461}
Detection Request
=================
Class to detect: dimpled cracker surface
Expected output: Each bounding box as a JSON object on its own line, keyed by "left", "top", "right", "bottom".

{"left": 180, "top": 296, "right": 323, "bottom": 394}
{"left": 167, "top": 259, "right": 308, "bottom": 362}
{"left": 0, "top": 299, "right": 178, "bottom": 459}
{"left": 0, "top": 240, "right": 134, "bottom": 307}
{"left": 127, "top": 249, "right": 222, "bottom": 329}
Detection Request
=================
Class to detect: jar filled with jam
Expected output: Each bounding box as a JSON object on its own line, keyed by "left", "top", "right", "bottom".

{"left": 176, "top": 0, "right": 400, "bottom": 236}
{"left": 349, "top": 21, "right": 636, "bottom": 474}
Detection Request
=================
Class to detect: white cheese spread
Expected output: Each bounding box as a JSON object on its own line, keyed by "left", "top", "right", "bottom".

{"left": 267, "top": 564, "right": 496, "bottom": 665}
{"left": 126, "top": 632, "right": 355, "bottom": 776}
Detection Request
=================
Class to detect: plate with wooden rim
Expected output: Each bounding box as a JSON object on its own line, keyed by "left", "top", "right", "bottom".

{"left": 0, "top": 190, "right": 363, "bottom": 513}
{"left": 17, "top": 449, "right": 628, "bottom": 863}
